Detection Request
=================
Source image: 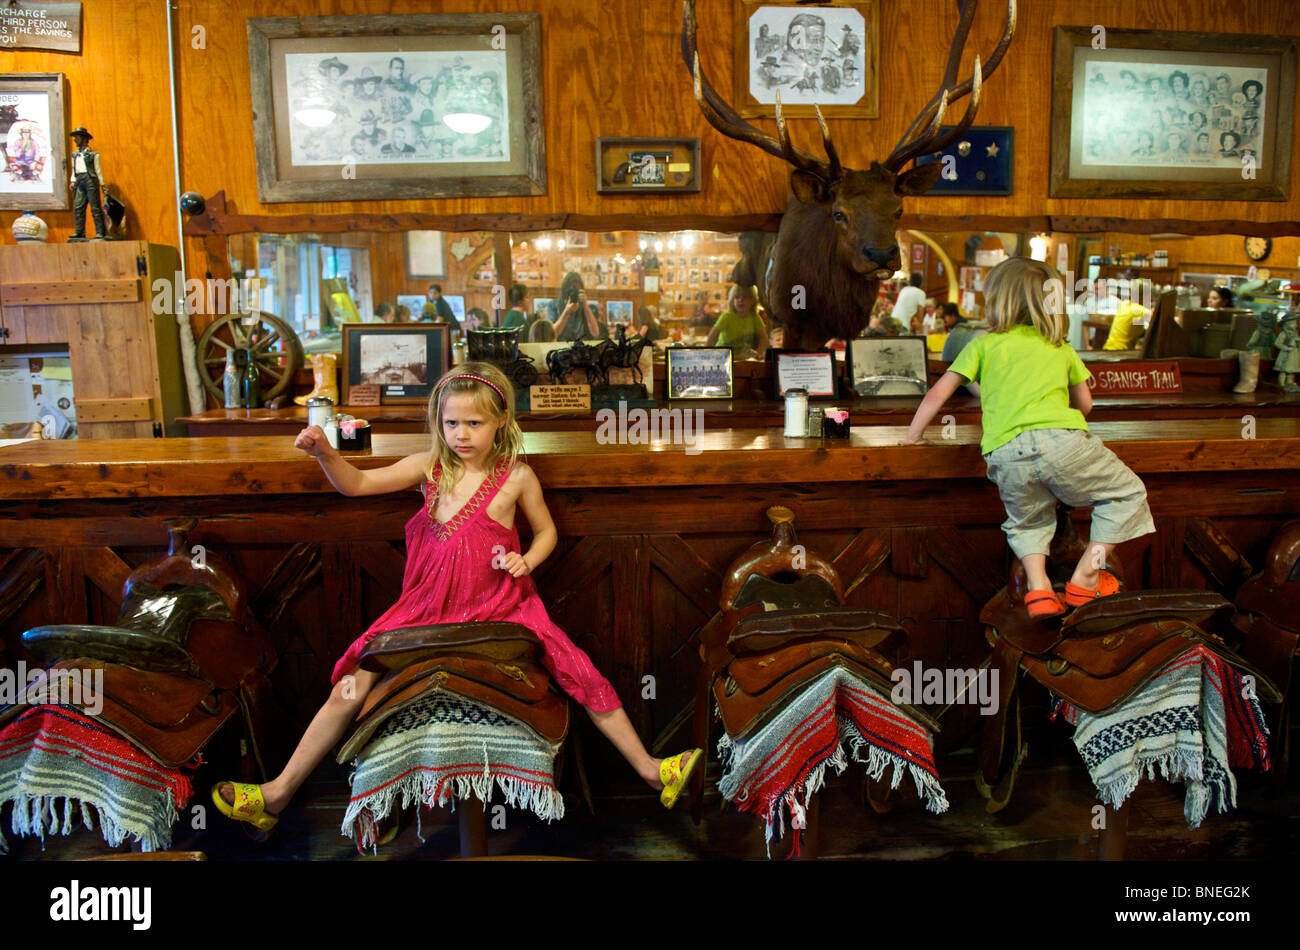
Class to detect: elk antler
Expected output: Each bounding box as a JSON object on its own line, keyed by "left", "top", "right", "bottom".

{"left": 882, "top": 0, "right": 1017, "bottom": 174}
{"left": 682, "top": 0, "right": 840, "bottom": 183}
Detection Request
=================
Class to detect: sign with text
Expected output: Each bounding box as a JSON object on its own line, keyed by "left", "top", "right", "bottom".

{"left": 530, "top": 384, "right": 591, "bottom": 411}
{"left": 346, "top": 384, "right": 381, "bottom": 407}
{"left": 1087, "top": 361, "right": 1182, "bottom": 395}
{"left": 776, "top": 352, "right": 835, "bottom": 397}
{"left": 0, "top": 2, "right": 82, "bottom": 52}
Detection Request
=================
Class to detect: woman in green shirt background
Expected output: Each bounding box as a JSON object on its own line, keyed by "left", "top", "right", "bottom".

{"left": 707, "top": 284, "right": 768, "bottom": 358}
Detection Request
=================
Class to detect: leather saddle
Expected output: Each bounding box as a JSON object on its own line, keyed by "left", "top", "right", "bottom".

{"left": 977, "top": 555, "right": 1281, "bottom": 813}
{"left": 337, "top": 621, "right": 569, "bottom": 764}
{"left": 691, "top": 507, "right": 936, "bottom": 820}
{"left": 1230, "top": 521, "right": 1300, "bottom": 765}
{"left": 0, "top": 519, "right": 275, "bottom": 769}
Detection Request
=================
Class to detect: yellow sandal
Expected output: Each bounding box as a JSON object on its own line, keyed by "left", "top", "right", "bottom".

{"left": 659, "top": 749, "right": 703, "bottom": 809}
{"left": 211, "top": 781, "right": 279, "bottom": 836}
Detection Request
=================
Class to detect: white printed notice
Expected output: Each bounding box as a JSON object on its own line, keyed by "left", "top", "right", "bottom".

{"left": 777, "top": 353, "right": 835, "bottom": 397}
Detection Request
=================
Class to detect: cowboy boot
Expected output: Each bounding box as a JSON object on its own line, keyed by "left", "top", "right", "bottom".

{"left": 294, "top": 353, "right": 339, "bottom": 406}
{"left": 1233, "top": 350, "right": 1260, "bottom": 393}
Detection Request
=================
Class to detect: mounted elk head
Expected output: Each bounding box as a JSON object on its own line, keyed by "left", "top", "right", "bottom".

{"left": 682, "top": 0, "right": 1016, "bottom": 350}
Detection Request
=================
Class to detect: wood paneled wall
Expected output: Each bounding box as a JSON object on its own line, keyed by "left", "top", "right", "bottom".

{"left": 1, "top": 1, "right": 1298, "bottom": 281}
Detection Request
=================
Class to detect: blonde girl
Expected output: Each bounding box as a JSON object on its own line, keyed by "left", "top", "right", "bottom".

{"left": 902, "top": 258, "right": 1155, "bottom": 617}
{"left": 214, "top": 361, "right": 701, "bottom": 832}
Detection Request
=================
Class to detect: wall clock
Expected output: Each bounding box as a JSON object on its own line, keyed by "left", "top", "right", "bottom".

{"left": 1244, "top": 236, "right": 1272, "bottom": 262}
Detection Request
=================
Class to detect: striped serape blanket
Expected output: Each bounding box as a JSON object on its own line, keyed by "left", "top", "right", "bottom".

{"left": 717, "top": 664, "right": 948, "bottom": 857}
{"left": 1054, "top": 645, "right": 1271, "bottom": 828}
{"left": 0, "top": 704, "right": 194, "bottom": 853}
{"left": 342, "top": 691, "right": 564, "bottom": 852}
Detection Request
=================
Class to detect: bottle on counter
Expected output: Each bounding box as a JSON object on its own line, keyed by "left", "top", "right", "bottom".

{"left": 241, "top": 346, "right": 262, "bottom": 409}
{"left": 223, "top": 349, "right": 244, "bottom": 409}
{"left": 784, "top": 388, "right": 808, "bottom": 437}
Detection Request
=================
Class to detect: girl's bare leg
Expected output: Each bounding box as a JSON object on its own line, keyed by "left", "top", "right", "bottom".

{"left": 586, "top": 707, "right": 678, "bottom": 789}
{"left": 1070, "top": 541, "right": 1115, "bottom": 589}
{"left": 220, "top": 669, "right": 380, "bottom": 814}
{"left": 1021, "top": 553, "right": 1052, "bottom": 592}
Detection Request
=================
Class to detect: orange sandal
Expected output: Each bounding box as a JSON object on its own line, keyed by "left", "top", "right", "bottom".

{"left": 1064, "top": 570, "right": 1120, "bottom": 607}
{"left": 1024, "top": 589, "right": 1065, "bottom": 618}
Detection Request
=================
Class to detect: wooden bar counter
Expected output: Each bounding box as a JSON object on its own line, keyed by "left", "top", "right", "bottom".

{"left": 2, "top": 420, "right": 1299, "bottom": 795}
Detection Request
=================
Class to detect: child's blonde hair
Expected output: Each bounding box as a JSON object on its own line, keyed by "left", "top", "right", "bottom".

{"left": 983, "top": 257, "right": 1069, "bottom": 345}
{"left": 425, "top": 361, "right": 524, "bottom": 497}
{"left": 727, "top": 283, "right": 757, "bottom": 313}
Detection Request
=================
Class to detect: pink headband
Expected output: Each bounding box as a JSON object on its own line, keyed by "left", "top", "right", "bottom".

{"left": 438, "top": 373, "right": 506, "bottom": 408}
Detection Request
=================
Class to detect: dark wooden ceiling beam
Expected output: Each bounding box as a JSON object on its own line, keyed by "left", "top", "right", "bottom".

{"left": 183, "top": 191, "right": 1300, "bottom": 238}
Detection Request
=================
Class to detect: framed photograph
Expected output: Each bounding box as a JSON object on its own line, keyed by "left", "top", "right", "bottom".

{"left": 847, "top": 337, "right": 928, "bottom": 397}
{"left": 733, "top": 0, "right": 879, "bottom": 120}
{"left": 667, "top": 347, "right": 734, "bottom": 399}
{"left": 606, "top": 299, "right": 634, "bottom": 326}
{"left": 0, "top": 73, "right": 69, "bottom": 210}
{"left": 599, "top": 232, "right": 622, "bottom": 247}
{"left": 396, "top": 294, "right": 426, "bottom": 316}
{"left": 1050, "top": 27, "right": 1296, "bottom": 200}
{"left": 595, "top": 136, "right": 701, "bottom": 193}
{"left": 776, "top": 352, "right": 835, "bottom": 397}
{"left": 248, "top": 14, "right": 545, "bottom": 202}
{"left": 404, "top": 230, "right": 446, "bottom": 279}
{"left": 341, "top": 323, "right": 450, "bottom": 404}
{"left": 563, "top": 230, "right": 589, "bottom": 248}
{"left": 915, "top": 126, "right": 1014, "bottom": 196}
{"left": 443, "top": 294, "right": 466, "bottom": 324}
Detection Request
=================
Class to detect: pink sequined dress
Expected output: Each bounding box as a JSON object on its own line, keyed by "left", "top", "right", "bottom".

{"left": 331, "top": 460, "right": 621, "bottom": 712}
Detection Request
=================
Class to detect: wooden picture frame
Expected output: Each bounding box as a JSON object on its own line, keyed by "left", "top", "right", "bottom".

{"left": 847, "top": 337, "right": 928, "bottom": 397}
{"left": 732, "top": 0, "right": 879, "bottom": 120}
{"left": 248, "top": 14, "right": 546, "bottom": 203}
{"left": 1050, "top": 27, "right": 1296, "bottom": 200}
{"left": 595, "top": 137, "right": 701, "bottom": 194}
{"left": 341, "top": 322, "right": 450, "bottom": 404}
{"left": 0, "top": 73, "right": 69, "bottom": 210}
{"left": 666, "top": 346, "right": 734, "bottom": 399}
{"left": 403, "top": 231, "right": 446, "bottom": 279}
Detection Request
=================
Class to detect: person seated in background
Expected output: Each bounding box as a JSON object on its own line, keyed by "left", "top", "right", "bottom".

{"left": 910, "top": 314, "right": 924, "bottom": 336}
{"left": 707, "top": 283, "right": 768, "bottom": 359}
{"left": 466, "top": 307, "right": 488, "bottom": 331}
{"left": 501, "top": 284, "right": 528, "bottom": 329}
{"left": 927, "top": 302, "right": 961, "bottom": 353}
{"left": 922, "top": 298, "right": 940, "bottom": 334}
{"left": 636, "top": 305, "right": 663, "bottom": 343}
{"left": 528, "top": 309, "right": 557, "bottom": 342}
{"left": 1207, "top": 285, "right": 1235, "bottom": 309}
{"left": 394, "top": 304, "right": 411, "bottom": 321}
{"left": 1103, "top": 299, "right": 1149, "bottom": 351}
{"left": 373, "top": 302, "right": 394, "bottom": 323}
{"left": 940, "top": 303, "right": 987, "bottom": 362}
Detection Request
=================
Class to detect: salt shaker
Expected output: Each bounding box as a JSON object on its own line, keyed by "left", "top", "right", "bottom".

{"left": 323, "top": 414, "right": 340, "bottom": 449}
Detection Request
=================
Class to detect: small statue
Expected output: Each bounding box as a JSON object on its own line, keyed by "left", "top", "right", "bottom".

{"left": 67, "top": 126, "right": 109, "bottom": 242}
{"left": 1274, "top": 312, "right": 1300, "bottom": 392}
{"left": 1232, "top": 310, "right": 1278, "bottom": 394}
{"left": 1244, "top": 310, "right": 1278, "bottom": 361}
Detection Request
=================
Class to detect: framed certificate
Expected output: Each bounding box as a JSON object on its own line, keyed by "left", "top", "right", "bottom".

{"left": 776, "top": 351, "right": 835, "bottom": 397}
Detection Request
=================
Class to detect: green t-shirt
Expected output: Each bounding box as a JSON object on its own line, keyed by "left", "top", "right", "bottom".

{"left": 711, "top": 310, "right": 765, "bottom": 351}
{"left": 501, "top": 308, "right": 527, "bottom": 329}
{"left": 948, "top": 324, "right": 1092, "bottom": 454}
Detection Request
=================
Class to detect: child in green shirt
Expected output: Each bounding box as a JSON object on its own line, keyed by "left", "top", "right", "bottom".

{"left": 902, "top": 258, "right": 1154, "bottom": 618}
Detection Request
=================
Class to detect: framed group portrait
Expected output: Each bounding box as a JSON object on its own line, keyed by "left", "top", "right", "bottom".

{"left": 732, "top": 0, "right": 879, "bottom": 119}
{"left": 0, "top": 73, "right": 69, "bottom": 210}
{"left": 248, "top": 13, "right": 545, "bottom": 202}
{"left": 1049, "top": 27, "right": 1296, "bottom": 200}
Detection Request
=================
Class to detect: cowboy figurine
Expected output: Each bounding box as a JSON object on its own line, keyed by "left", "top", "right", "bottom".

{"left": 68, "top": 127, "right": 107, "bottom": 242}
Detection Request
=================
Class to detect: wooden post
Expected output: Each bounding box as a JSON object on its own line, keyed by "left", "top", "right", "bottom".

{"left": 458, "top": 800, "right": 488, "bottom": 858}
{"left": 1097, "top": 802, "right": 1128, "bottom": 861}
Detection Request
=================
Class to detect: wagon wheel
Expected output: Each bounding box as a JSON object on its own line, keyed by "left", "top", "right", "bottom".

{"left": 195, "top": 311, "right": 303, "bottom": 404}
{"left": 511, "top": 360, "right": 538, "bottom": 388}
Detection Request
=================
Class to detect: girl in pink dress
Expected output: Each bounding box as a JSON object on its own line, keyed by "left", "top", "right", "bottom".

{"left": 214, "top": 361, "right": 702, "bottom": 835}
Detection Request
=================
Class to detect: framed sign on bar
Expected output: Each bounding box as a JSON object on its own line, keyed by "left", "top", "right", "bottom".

{"left": 0, "top": 73, "right": 69, "bottom": 210}
{"left": 248, "top": 13, "right": 546, "bottom": 202}
{"left": 1050, "top": 27, "right": 1296, "bottom": 200}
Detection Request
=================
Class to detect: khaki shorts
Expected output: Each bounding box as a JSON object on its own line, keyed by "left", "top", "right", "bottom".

{"left": 983, "top": 428, "right": 1155, "bottom": 559}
